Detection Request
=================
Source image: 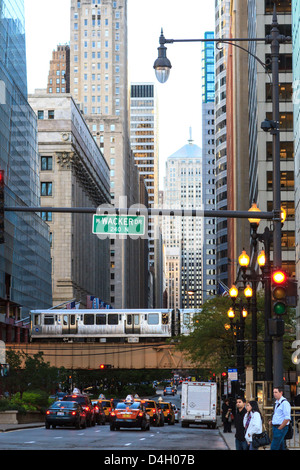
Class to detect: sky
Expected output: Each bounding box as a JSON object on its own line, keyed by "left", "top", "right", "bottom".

{"left": 24, "top": 0, "right": 215, "bottom": 187}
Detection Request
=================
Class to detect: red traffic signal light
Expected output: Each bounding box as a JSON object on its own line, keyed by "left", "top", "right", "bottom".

{"left": 99, "top": 364, "right": 112, "bottom": 370}
{"left": 272, "top": 270, "right": 287, "bottom": 284}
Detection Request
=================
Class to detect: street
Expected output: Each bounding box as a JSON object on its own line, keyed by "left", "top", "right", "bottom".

{"left": 0, "top": 420, "right": 227, "bottom": 451}
{"left": 0, "top": 388, "right": 228, "bottom": 452}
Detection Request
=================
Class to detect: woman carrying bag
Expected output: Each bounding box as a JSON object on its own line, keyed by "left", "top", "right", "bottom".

{"left": 243, "top": 400, "right": 263, "bottom": 450}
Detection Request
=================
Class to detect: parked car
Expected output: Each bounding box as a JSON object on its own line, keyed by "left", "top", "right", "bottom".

{"left": 45, "top": 401, "right": 87, "bottom": 429}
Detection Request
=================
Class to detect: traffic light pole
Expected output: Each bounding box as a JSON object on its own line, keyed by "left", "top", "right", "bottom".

{"left": 267, "top": 9, "right": 284, "bottom": 389}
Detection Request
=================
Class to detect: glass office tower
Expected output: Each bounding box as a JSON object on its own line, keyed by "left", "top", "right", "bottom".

{"left": 0, "top": 0, "right": 52, "bottom": 322}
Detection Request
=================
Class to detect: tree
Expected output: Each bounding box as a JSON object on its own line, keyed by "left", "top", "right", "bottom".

{"left": 176, "top": 293, "right": 297, "bottom": 378}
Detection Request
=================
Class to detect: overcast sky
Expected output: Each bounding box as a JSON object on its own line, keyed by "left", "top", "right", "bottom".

{"left": 24, "top": 0, "right": 215, "bottom": 187}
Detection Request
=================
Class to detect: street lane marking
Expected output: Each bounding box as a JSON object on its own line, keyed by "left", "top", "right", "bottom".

{"left": 125, "top": 443, "right": 132, "bottom": 446}
{"left": 140, "top": 438, "right": 146, "bottom": 440}
{"left": 24, "top": 441, "right": 35, "bottom": 444}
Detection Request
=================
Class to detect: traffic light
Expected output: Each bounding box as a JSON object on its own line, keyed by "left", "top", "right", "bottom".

{"left": 99, "top": 364, "right": 112, "bottom": 370}
{"left": 272, "top": 269, "right": 287, "bottom": 315}
{"left": 0, "top": 170, "right": 4, "bottom": 244}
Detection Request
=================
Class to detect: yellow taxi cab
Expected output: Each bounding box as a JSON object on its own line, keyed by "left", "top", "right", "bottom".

{"left": 96, "top": 398, "right": 112, "bottom": 422}
{"left": 158, "top": 400, "right": 175, "bottom": 425}
{"left": 109, "top": 399, "right": 150, "bottom": 431}
{"left": 141, "top": 399, "right": 161, "bottom": 427}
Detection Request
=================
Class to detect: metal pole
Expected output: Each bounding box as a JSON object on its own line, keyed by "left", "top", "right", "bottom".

{"left": 269, "top": 6, "right": 283, "bottom": 388}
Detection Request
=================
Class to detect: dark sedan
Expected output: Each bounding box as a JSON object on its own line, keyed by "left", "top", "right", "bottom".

{"left": 109, "top": 401, "right": 150, "bottom": 431}
{"left": 45, "top": 401, "right": 87, "bottom": 429}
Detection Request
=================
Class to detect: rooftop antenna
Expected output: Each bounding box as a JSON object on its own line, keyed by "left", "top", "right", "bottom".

{"left": 188, "top": 127, "right": 193, "bottom": 144}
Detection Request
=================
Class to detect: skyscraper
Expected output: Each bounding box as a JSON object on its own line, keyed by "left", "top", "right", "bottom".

{"left": 69, "top": 0, "right": 144, "bottom": 308}
{"left": 0, "top": 0, "right": 52, "bottom": 330}
{"left": 130, "top": 83, "right": 159, "bottom": 269}
{"left": 201, "top": 32, "right": 217, "bottom": 300}
{"left": 162, "top": 140, "right": 203, "bottom": 309}
{"left": 215, "top": 0, "right": 231, "bottom": 287}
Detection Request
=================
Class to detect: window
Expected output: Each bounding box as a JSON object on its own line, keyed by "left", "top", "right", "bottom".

{"left": 108, "top": 314, "right": 118, "bottom": 325}
{"left": 267, "top": 171, "right": 294, "bottom": 190}
{"left": 48, "top": 110, "right": 55, "bottom": 119}
{"left": 41, "top": 156, "right": 53, "bottom": 171}
{"left": 41, "top": 182, "right": 52, "bottom": 196}
{"left": 41, "top": 212, "right": 52, "bottom": 222}
{"left": 96, "top": 314, "right": 106, "bottom": 325}
{"left": 148, "top": 314, "right": 159, "bottom": 325}
{"left": 44, "top": 315, "right": 55, "bottom": 325}
{"left": 84, "top": 314, "right": 94, "bottom": 325}
{"left": 38, "top": 110, "right": 44, "bottom": 120}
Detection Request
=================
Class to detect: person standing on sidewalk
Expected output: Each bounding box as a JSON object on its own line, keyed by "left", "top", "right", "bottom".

{"left": 243, "top": 400, "right": 263, "bottom": 450}
{"left": 234, "top": 397, "right": 247, "bottom": 450}
{"left": 222, "top": 398, "right": 232, "bottom": 433}
{"left": 270, "top": 386, "right": 291, "bottom": 450}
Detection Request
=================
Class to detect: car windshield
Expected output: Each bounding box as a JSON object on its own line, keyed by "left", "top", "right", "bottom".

{"left": 51, "top": 401, "right": 77, "bottom": 409}
{"left": 143, "top": 401, "right": 155, "bottom": 408}
{"left": 166, "top": 387, "right": 172, "bottom": 390}
{"left": 63, "top": 396, "right": 86, "bottom": 404}
{"left": 159, "top": 403, "right": 170, "bottom": 409}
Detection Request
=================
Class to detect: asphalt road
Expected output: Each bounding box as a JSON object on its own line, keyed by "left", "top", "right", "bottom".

{"left": 0, "top": 388, "right": 228, "bottom": 453}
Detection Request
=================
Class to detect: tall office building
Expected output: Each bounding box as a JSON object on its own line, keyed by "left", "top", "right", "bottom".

{"left": 69, "top": 0, "right": 144, "bottom": 308}
{"left": 0, "top": 0, "right": 52, "bottom": 341}
{"left": 130, "top": 83, "right": 159, "bottom": 269}
{"left": 47, "top": 44, "right": 70, "bottom": 94}
{"left": 201, "top": 32, "right": 217, "bottom": 300}
{"left": 226, "top": 0, "right": 250, "bottom": 285}
{"left": 215, "top": 0, "right": 231, "bottom": 287}
{"left": 28, "top": 92, "right": 111, "bottom": 307}
{"left": 248, "top": 0, "right": 295, "bottom": 278}
{"left": 162, "top": 141, "right": 203, "bottom": 309}
{"left": 292, "top": 0, "right": 300, "bottom": 392}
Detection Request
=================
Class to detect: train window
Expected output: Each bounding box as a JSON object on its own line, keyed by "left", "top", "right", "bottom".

{"left": 127, "top": 315, "right": 132, "bottom": 325}
{"left": 108, "top": 314, "right": 118, "bottom": 325}
{"left": 162, "top": 313, "right": 169, "bottom": 324}
{"left": 33, "top": 314, "right": 40, "bottom": 326}
{"left": 63, "top": 315, "right": 68, "bottom": 326}
{"left": 96, "top": 314, "right": 106, "bottom": 325}
{"left": 84, "top": 314, "right": 94, "bottom": 325}
{"left": 148, "top": 313, "right": 159, "bottom": 325}
{"left": 44, "top": 315, "right": 55, "bottom": 325}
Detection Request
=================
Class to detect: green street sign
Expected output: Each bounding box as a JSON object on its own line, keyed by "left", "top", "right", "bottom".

{"left": 93, "top": 214, "right": 145, "bottom": 236}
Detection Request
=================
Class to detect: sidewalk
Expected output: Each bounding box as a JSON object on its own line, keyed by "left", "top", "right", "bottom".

{"left": 0, "top": 422, "right": 43, "bottom": 433}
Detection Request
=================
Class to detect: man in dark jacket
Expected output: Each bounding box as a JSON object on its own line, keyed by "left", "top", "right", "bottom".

{"left": 235, "top": 397, "right": 248, "bottom": 450}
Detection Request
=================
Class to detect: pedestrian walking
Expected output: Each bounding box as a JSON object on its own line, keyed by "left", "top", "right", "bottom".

{"left": 222, "top": 398, "right": 232, "bottom": 433}
{"left": 270, "top": 386, "right": 291, "bottom": 450}
{"left": 243, "top": 400, "right": 263, "bottom": 450}
{"left": 234, "top": 396, "right": 247, "bottom": 450}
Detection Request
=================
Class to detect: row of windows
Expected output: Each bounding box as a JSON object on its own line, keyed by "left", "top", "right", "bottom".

{"left": 42, "top": 313, "right": 164, "bottom": 326}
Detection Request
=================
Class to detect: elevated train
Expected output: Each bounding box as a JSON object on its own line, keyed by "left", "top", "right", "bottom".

{"left": 30, "top": 308, "right": 195, "bottom": 343}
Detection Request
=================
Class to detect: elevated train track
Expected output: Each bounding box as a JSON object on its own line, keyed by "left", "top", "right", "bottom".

{"left": 6, "top": 341, "right": 194, "bottom": 370}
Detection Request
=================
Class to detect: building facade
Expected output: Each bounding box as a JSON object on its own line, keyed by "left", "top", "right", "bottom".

{"left": 28, "top": 93, "right": 111, "bottom": 307}
{"left": 215, "top": 0, "right": 231, "bottom": 287}
{"left": 248, "top": 0, "right": 295, "bottom": 278}
{"left": 0, "top": 0, "right": 52, "bottom": 342}
{"left": 69, "top": 0, "right": 145, "bottom": 308}
{"left": 47, "top": 44, "right": 70, "bottom": 94}
{"left": 201, "top": 32, "right": 217, "bottom": 300}
{"left": 162, "top": 141, "right": 203, "bottom": 309}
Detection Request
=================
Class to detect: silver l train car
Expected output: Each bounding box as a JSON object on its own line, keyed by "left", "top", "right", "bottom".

{"left": 30, "top": 309, "right": 175, "bottom": 342}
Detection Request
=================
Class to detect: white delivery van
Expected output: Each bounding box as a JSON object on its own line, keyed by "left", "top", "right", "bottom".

{"left": 181, "top": 381, "right": 217, "bottom": 428}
